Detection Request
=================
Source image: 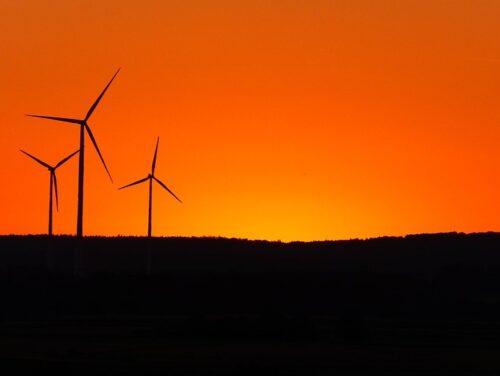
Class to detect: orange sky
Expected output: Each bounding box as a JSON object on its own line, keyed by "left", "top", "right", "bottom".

{"left": 1, "top": 1, "right": 500, "bottom": 241}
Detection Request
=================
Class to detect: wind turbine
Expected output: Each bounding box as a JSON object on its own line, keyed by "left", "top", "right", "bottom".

{"left": 20, "top": 149, "right": 79, "bottom": 236}
{"left": 26, "top": 69, "right": 119, "bottom": 238}
{"left": 119, "top": 137, "right": 182, "bottom": 238}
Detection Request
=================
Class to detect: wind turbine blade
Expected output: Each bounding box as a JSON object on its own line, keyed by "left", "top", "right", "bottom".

{"left": 26, "top": 114, "right": 82, "bottom": 125}
{"left": 55, "top": 149, "right": 80, "bottom": 169}
{"left": 20, "top": 150, "right": 52, "bottom": 169}
{"left": 151, "top": 137, "right": 159, "bottom": 175}
{"left": 153, "top": 176, "right": 182, "bottom": 203}
{"left": 84, "top": 123, "right": 113, "bottom": 182}
{"left": 118, "top": 176, "right": 149, "bottom": 190}
{"left": 52, "top": 172, "right": 59, "bottom": 212}
{"left": 84, "top": 68, "right": 120, "bottom": 122}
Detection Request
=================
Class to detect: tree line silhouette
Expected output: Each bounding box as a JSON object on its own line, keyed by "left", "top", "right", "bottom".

{"left": 2, "top": 234, "right": 500, "bottom": 374}
{"left": 2, "top": 232, "right": 500, "bottom": 319}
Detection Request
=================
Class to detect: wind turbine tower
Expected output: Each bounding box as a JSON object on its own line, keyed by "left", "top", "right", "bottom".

{"left": 20, "top": 149, "right": 79, "bottom": 236}
{"left": 119, "top": 137, "right": 182, "bottom": 237}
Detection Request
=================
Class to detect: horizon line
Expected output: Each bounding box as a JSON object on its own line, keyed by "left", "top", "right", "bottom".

{"left": 1, "top": 230, "right": 499, "bottom": 244}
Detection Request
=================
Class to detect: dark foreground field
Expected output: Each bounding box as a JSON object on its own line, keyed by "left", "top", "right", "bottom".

{"left": 1, "top": 233, "right": 500, "bottom": 374}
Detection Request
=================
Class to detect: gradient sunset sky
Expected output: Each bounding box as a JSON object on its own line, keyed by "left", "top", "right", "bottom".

{"left": 2, "top": 1, "right": 500, "bottom": 241}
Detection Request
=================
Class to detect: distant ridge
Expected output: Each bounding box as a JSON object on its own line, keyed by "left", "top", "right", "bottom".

{"left": 1, "top": 232, "right": 500, "bottom": 275}
{"left": 2, "top": 232, "right": 500, "bottom": 322}
{"left": 1, "top": 230, "right": 499, "bottom": 243}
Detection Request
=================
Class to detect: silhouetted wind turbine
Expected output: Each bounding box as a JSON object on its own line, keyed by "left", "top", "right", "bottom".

{"left": 119, "top": 137, "right": 182, "bottom": 238}
{"left": 20, "top": 149, "right": 79, "bottom": 236}
{"left": 26, "top": 69, "right": 119, "bottom": 238}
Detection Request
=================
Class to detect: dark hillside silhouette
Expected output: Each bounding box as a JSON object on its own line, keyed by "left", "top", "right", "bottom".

{"left": 1, "top": 233, "right": 500, "bottom": 374}
{"left": 2, "top": 232, "right": 500, "bottom": 319}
